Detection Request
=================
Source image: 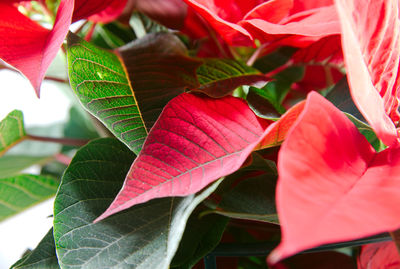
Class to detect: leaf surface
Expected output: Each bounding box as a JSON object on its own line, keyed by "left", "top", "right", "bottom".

{"left": 0, "top": 0, "right": 73, "bottom": 96}
{"left": 208, "top": 153, "right": 279, "bottom": 224}
{"left": 358, "top": 241, "right": 400, "bottom": 269}
{"left": 334, "top": 0, "right": 400, "bottom": 146}
{"left": 0, "top": 174, "right": 59, "bottom": 221}
{"left": 0, "top": 110, "right": 26, "bottom": 156}
{"left": 53, "top": 138, "right": 221, "bottom": 269}
{"left": 171, "top": 213, "right": 228, "bottom": 268}
{"left": 11, "top": 228, "right": 59, "bottom": 269}
{"left": 0, "top": 155, "right": 53, "bottom": 178}
{"left": 194, "top": 58, "right": 268, "bottom": 98}
{"left": 269, "top": 92, "right": 400, "bottom": 263}
{"left": 67, "top": 33, "right": 200, "bottom": 154}
{"left": 95, "top": 93, "right": 270, "bottom": 221}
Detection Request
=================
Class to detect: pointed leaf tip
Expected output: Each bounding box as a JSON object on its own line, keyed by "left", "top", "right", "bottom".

{"left": 270, "top": 91, "right": 400, "bottom": 262}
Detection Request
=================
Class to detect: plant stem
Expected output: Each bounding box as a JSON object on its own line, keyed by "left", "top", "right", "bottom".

{"left": 54, "top": 153, "right": 72, "bottom": 165}
{"left": 26, "top": 135, "right": 89, "bottom": 147}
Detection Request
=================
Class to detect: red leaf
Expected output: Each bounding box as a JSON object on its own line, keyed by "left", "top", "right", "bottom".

{"left": 0, "top": 0, "right": 125, "bottom": 96}
{"left": 72, "top": 0, "right": 127, "bottom": 22}
{"left": 183, "top": 0, "right": 254, "bottom": 46}
{"left": 241, "top": 3, "right": 340, "bottom": 47}
{"left": 95, "top": 93, "right": 269, "bottom": 221}
{"left": 133, "top": 0, "right": 188, "bottom": 29}
{"left": 358, "top": 241, "right": 400, "bottom": 269}
{"left": 95, "top": 93, "right": 305, "bottom": 222}
{"left": 0, "top": 0, "right": 73, "bottom": 97}
{"left": 256, "top": 100, "right": 305, "bottom": 149}
{"left": 293, "top": 65, "right": 344, "bottom": 92}
{"left": 85, "top": 0, "right": 127, "bottom": 23}
{"left": 268, "top": 92, "right": 400, "bottom": 263}
{"left": 334, "top": 0, "right": 400, "bottom": 146}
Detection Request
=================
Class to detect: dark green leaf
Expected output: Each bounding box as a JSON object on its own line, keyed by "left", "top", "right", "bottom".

{"left": 11, "top": 228, "right": 59, "bottom": 269}
{"left": 53, "top": 138, "right": 221, "bottom": 269}
{"left": 89, "top": 21, "right": 136, "bottom": 49}
{"left": 67, "top": 32, "right": 200, "bottom": 154}
{"left": 62, "top": 106, "right": 99, "bottom": 152}
{"left": 0, "top": 110, "right": 26, "bottom": 156}
{"left": 326, "top": 77, "right": 365, "bottom": 121}
{"left": 247, "top": 66, "right": 304, "bottom": 119}
{"left": 207, "top": 154, "right": 279, "bottom": 224}
{"left": 171, "top": 213, "right": 229, "bottom": 269}
{"left": 193, "top": 59, "right": 268, "bottom": 98}
{"left": 0, "top": 174, "right": 58, "bottom": 221}
{"left": 253, "top": 47, "right": 297, "bottom": 73}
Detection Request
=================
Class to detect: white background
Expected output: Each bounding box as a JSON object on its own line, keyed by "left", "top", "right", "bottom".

{"left": 0, "top": 68, "right": 72, "bottom": 268}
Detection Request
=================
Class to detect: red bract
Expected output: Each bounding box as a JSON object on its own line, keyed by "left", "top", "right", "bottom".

{"left": 358, "top": 241, "right": 400, "bottom": 269}
{"left": 334, "top": 0, "right": 400, "bottom": 147}
{"left": 95, "top": 93, "right": 305, "bottom": 222}
{"left": 268, "top": 92, "right": 400, "bottom": 263}
{"left": 0, "top": 0, "right": 126, "bottom": 97}
{"left": 183, "top": 0, "right": 340, "bottom": 48}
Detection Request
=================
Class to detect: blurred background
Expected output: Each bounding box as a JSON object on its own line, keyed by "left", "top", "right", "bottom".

{"left": 0, "top": 54, "right": 72, "bottom": 268}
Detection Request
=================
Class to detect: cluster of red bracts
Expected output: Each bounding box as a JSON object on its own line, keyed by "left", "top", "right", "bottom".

{"left": 2, "top": 0, "right": 400, "bottom": 266}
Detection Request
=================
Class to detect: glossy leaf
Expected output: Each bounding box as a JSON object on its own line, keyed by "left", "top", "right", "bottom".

{"left": 0, "top": 110, "right": 26, "bottom": 156}
{"left": 334, "top": 0, "right": 400, "bottom": 146}
{"left": 53, "top": 138, "right": 222, "bottom": 269}
{"left": 269, "top": 92, "right": 400, "bottom": 263}
{"left": 358, "top": 241, "right": 400, "bottom": 269}
{"left": 0, "top": 174, "right": 59, "bottom": 221}
{"left": 0, "top": 155, "right": 53, "bottom": 178}
{"left": 11, "top": 228, "right": 59, "bottom": 269}
{"left": 95, "top": 93, "right": 270, "bottom": 221}
{"left": 193, "top": 58, "right": 268, "bottom": 98}
{"left": 67, "top": 32, "right": 200, "bottom": 154}
{"left": 171, "top": 213, "right": 229, "bottom": 269}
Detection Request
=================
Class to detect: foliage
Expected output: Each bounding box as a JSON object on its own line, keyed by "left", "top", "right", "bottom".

{"left": 1, "top": 0, "right": 399, "bottom": 268}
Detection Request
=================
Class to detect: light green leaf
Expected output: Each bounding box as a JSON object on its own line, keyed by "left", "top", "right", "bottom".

{"left": 193, "top": 58, "right": 268, "bottom": 98}
{"left": 0, "top": 110, "right": 26, "bottom": 156}
{"left": 67, "top": 32, "right": 200, "bottom": 154}
{"left": 53, "top": 138, "right": 221, "bottom": 269}
{"left": 11, "top": 228, "right": 59, "bottom": 269}
{"left": 0, "top": 174, "right": 58, "bottom": 221}
{"left": 0, "top": 155, "right": 53, "bottom": 178}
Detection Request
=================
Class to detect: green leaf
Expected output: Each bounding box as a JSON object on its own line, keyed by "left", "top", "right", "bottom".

{"left": 326, "top": 77, "right": 365, "bottom": 121}
{"left": 11, "top": 228, "right": 59, "bottom": 269}
{"left": 62, "top": 106, "right": 99, "bottom": 152}
{"left": 253, "top": 47, "right": 297, "bottom": 73}
{"left": 171, "top": 213, "right": 229, "bottom": 269}
{"left": 67, "top": 32, "right": 200, "bottom": 154}
{"left": 0, "top": 155, "right": 53, "bottom": 178}
{"left": 53, "top": 138, "right": 222, "bottom": 269}
{"left": 247, "top": 66, "right": 304, "bottom": 119}
{"left": 207, "top": 154, "right": 279, "bottom": 224}
{"left": 0, "top": 110, "right": 26, "bottom": 156}
{"left": 0, "top": 174, "right": 59, "bottom": 221}
{"left": 193, "top": 59, "right": 268, "bottom": 98}
{"left": 89, "top": 21, "right": 136, "bottom": 49}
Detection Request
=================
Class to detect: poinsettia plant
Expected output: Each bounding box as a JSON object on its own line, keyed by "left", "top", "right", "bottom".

{"left": 1, "top": 0, "right": 400, "bottom": 268}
